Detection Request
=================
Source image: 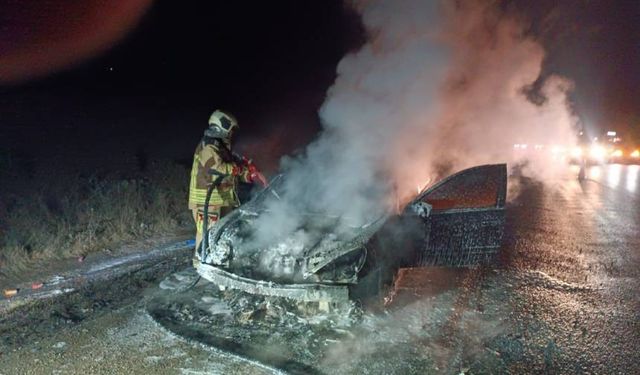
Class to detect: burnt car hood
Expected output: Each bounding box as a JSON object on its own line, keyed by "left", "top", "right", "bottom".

{"left": 196, "top": 164, "right": 507, "bottom": 300}
{"left": 199, "top": 175, "right": 389, "bottom": 284}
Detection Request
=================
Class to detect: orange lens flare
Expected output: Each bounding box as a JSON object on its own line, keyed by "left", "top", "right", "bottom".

{"left": 0, "top": 0, "right": 153, "bottom": 84}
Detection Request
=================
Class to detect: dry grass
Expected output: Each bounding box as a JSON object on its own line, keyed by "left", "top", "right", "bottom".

{"left": 0, "top": 160, "right": 192, "bottom": 276}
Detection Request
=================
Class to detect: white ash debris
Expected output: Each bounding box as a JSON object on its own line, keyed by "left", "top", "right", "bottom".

{"left": 159, "top": 269, "right": 200, "bottom": 291}
{"left": 215, "top": 205, "right": 369, "bottom": 280}
{"left": 206, "top": 238, "right": 231, "bottom": 266}
{"left": 200, "top": 296, "right": 232, "bottom": 316}
{"left": 52, "top": 341, "right": 67, "bottom": 349}
{"left": 257, "top": 230, "right": 307, "bottom": 278}
{"left": 157, "top": 284, "right": 361, "bottom": 331}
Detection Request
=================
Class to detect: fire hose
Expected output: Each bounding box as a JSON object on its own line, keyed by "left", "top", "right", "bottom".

{"left": 200, "top": 172, "right": 226, "bottom": 261}
{"left": 200, "top": 161, "right": 268, "bottom": 260}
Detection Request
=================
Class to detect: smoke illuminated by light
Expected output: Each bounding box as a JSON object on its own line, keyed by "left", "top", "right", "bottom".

{"left": 237, "top": 0, "right": 584, "bottom": 250}
{"left": 388, "top": 0, "right": 579, "bottom": 200}
{"left": 589, "top": 144, "right": 606, "bottom": 163}
{"left": 571, "top": 147, "right": 583, "bottom": 159}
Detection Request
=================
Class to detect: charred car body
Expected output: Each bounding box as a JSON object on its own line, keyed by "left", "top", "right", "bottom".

{"left": 193, "top": 164, "right": 507, "bottom": 304}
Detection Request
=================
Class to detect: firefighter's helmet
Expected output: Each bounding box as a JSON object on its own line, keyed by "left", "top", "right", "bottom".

{"left": 205, "top": 110, "right": 238, "bottom": 140}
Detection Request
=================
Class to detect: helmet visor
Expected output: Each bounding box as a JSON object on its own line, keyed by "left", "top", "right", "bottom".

{"left": 219, "top": 116, "right": 235, "bottom": 131}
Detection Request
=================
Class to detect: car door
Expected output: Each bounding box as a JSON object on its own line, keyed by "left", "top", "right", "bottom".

{"left": 406, "top": 163, "right": 507, "bottom": 267}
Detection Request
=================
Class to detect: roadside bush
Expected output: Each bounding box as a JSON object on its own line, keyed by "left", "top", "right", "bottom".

{"left": 0, "top": 160, "right": 192, "bottom": 277}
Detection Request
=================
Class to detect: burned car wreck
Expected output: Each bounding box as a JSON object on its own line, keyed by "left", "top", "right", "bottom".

{"left": 193, "top": 164, "right": 507, "bottom": 304}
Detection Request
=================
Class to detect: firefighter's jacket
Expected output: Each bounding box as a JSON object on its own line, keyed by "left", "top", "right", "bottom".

{"left": 188, "top": 138, "right": 250, "bottom": 210}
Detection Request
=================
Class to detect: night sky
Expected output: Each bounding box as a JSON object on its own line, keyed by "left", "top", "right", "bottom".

{"left": 508, "top": 0, "right": 640, "bottom": 139}
{"left": 0, "top": 0, "right": 363, "bottom": 174}
{"left": 1, "top": 0, "right": 639, "bottom": 175}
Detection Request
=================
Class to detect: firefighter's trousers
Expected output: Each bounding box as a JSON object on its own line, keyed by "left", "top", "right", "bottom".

{"left": 192, "top": 207, "right": 220, "bottom": 252}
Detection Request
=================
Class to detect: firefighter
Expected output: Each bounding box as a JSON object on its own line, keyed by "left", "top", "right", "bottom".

{"left": 188, "top": 109, "right": 266, "bottom": 252}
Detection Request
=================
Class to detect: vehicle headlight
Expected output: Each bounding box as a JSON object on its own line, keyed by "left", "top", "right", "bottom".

{"left": 612, "top": 149, "right": 623, "bottom": 158}
{"left": 631, "top": 150, "right": 640, "bottom": 158}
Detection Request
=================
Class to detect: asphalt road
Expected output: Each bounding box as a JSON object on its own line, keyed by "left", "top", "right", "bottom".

{"left": 495, "top": 164, "right": 640, "bottom": 373}
{"left": 0, "top": 164, "right": 638, "bottom": 374}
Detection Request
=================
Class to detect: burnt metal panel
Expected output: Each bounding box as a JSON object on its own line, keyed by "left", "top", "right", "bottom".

{"left": 415, "top": 164, "right": 507, "bottom": 210}
{"left": 412, "top": 164, "right": 507, "bottom": 267}
{"left": 194, "top": 259, "right": 350, "bottom": 302}
{"left": 418, "top": 208, "right": 505, "bottom": 266}
{"left": 303, "top": 216, "right": 387, "bottom": 276}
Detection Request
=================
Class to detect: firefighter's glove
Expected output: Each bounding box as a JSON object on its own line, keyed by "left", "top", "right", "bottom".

{"left": 247, "top": 162, "right": 268, "bottom": 187}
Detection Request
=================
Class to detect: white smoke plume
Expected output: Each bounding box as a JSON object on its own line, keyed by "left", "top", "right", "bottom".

{"left": 251, "top": 0, "right": 578, "bottom": 251}
{"left": 392, "top": 0, "right": 579, "bottom": 203}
